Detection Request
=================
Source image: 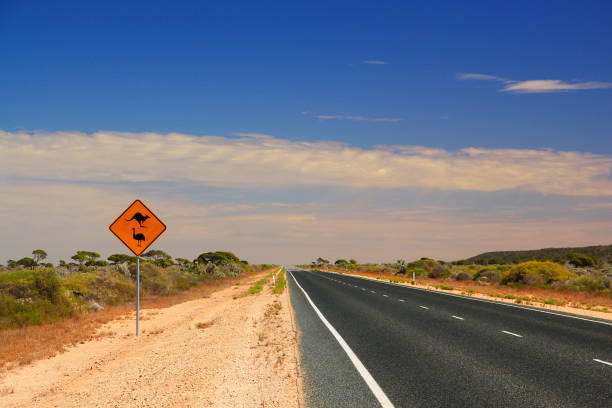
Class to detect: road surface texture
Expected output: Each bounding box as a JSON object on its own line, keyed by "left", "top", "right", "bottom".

{"left": 288, "top": 269, "right": 612, "bottom": 408}
{"left": 1, "top": 272, "right": 301, "bottom": 408}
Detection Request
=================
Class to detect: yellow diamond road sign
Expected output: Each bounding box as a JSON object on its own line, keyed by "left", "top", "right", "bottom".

{"left": 109, "top": 199, "right": 166, "bottom": 256}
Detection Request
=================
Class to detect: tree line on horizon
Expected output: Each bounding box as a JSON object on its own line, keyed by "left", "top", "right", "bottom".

{"left": 2, "top": 249, "right": 254, "bottom": 272}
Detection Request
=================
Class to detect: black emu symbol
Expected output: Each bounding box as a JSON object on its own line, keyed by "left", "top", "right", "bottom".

{"left": 132, "top": 228, "right": 146, "bottom": 247}
{"left": 126, "top": 212, "right": 150, "bottom": 228}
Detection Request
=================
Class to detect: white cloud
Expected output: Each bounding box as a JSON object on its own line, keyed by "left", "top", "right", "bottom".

{"left": 362, "top": 60, "right": 388, "bottom": 65}
{"left": 502, "top": 80, "right": 612, "bottom": 93}
{"left": 456, "top": 73, "right": 506, "bottom": 81}
{"left": 1, "top": 130, "right": 612, "bottom": 196}
{"left": 314, "top": 115, "right": 402, "bottom": 122}
{"left": 457, "top": 73, "right": 612, "bottom": 93}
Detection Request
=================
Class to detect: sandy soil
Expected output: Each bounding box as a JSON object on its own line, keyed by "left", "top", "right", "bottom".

{"left": 327, "top": 270, "right": 612, "bottom": 321}
{"left": 0, "top": 273, "right": 302, "bottom": 408}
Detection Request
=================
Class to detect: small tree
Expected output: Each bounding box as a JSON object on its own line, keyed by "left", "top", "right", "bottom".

{"left": 32, "top": 249, "right": 48, "bottom": 265}
{"left": 334, "top": 259, "right": 348, "bottom": 266}
{"left": 16, "top": 257, "right": 36, "bottom": 269}
{"left": 71, "top": 251, "right": 101, "bottom": 267}
{"left": 395, "top": 259, "right": 408, "bottom": 274}
{"left": 142, "top": 250, "right": 173, "bottom": 268}
{"left": 196, "top": 251, "right": 239, "bottom": 265}
{"left": 108, "top": 254, "right": 137, "bottom": 265}
{"left": 349, "top": 259, "right": 357, "bottom": 265}
{"left": 315, "top": 257, "right": 330, "bottom": 265}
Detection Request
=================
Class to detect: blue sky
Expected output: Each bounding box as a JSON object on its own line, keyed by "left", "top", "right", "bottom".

{"left": 2, "top": 0, "right": 611, "bottom": 151}
{"left": 1, "top": 1, "right": 611, "bottom": 264}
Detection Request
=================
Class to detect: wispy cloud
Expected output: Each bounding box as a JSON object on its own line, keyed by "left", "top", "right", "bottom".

{"left": 362, "top": 60, "right": 388, "bottom": 65}
{"left": 315, "top": 115, "right": 402, "bottom": 122}
{"left": 457, "top": 73, "right": 612, "bottom": 93}
{"left": 457, "top": 73, "right": 505, "bottom": 81}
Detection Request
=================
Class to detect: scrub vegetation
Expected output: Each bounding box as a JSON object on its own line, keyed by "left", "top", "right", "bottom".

{"left": 0, "top": 249, "right": 275, "bottom": 330}
{"left": 301, "top": 246, "right": 612, "bottom": 311}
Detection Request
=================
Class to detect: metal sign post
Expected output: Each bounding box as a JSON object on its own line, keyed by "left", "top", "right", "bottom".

{"left": 136, "top": 256, "right": 140, "bottom": 336}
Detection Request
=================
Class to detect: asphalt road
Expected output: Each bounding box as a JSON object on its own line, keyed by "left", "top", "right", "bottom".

{"left": 288, "top": 269, "right": 612, "bottom": 408}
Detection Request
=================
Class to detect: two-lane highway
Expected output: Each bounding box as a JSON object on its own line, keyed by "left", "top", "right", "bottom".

{"left": 288, "top": 269, "right": 612, "bottom": 408}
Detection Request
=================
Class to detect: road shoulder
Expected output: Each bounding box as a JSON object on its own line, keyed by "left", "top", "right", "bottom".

{"left": 0, "top": 271, "right": 301, "bottom": 408}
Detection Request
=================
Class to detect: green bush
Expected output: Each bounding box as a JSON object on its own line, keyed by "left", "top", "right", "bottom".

{"left": 33, "top": 269, "right": 63, "bottom": 303}
{"left": 407, "top": 267, "right": 427, "bottom": 276}
{"left": 503, "top": 261, "right": 576, "bottom": 285}
{"left": 64, "top": 270, "right": 135, "bottom": 305}
{"left": 567, "top": 252, "right": 599, "bottom": 267}
{"left": 0, "top": 294, "right": 73, "bottom": 329}
{"left": 0, "top": 269, "right": 74, "bottom": 329}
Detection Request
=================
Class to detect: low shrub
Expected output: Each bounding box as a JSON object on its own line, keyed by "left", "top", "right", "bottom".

{"left": 473, "top": 268, "right": 502, "bottom": 283}
{"left": 503, "top": 261, "right": 576, "bottom": 286}
{"left": 428, "top": 264, "right": 451, "bottom": 279}
{"left": 454, "top": 272, "right": 472, "bottom": 281}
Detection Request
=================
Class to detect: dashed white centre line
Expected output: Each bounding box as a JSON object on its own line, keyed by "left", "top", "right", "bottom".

{"left": 398, "top": 299, "right": 405, "bottom": 302}
{"left": 383, "top": 294, "right": 389, "bottom": 298}
{"left": 419, "top": 306, "right": 429, "bottom": 310}
{"left": 370, "top": 291, "right": 376, "bottom": 294}
{"left": 452, "top": 315, "right": 464, "bottom": 320}
{"left": 501, "top": 330, "right": 523, "bottom": 338}
{"left": 593, "top": 359, "right": 612, "bottom": 366}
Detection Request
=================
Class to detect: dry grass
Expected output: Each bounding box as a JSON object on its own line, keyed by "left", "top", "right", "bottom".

{"left": 147, "top": 327, "right": 165, "bottom": 335}
{"left": 195, "top": 320, "right": 215, "bottom": 330}
{"left": 319, "top": 267, "right": 612, "bottom": 310}
{"left": 0, "top": 269, "right": 274, "bottom": 371}
{"left": 264, "top": 301, "right": 282, "bottom": 317}
{"left": 0, "top": 385, "right": 15, "bottom": 396}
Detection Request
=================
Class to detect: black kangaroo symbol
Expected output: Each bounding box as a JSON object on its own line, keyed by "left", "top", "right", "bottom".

{"left": 126, "top": 212, "right": 150, "bottom": 228}
{"left": 132, "top": 228, "right": 146, "bottom": 247}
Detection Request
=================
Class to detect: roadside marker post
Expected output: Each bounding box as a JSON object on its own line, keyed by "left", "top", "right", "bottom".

{"left": 109, "top": 199, "right": 166, "bottom": 336}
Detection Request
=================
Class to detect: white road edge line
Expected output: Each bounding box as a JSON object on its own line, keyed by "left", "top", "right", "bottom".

{"left": 501, "top": 330, "right": 523, "bottom": 338}
{"left": 289, "top": 272, "right": 395, "bottom": 408}
{"left": 452, "top": 315, "right": 464, "bottom": 320}
{"left": 593, "top": 359, "right": 612, "bottom": 366}
{"left": 314, "top": 270, "right": 612, "bottom": 327}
